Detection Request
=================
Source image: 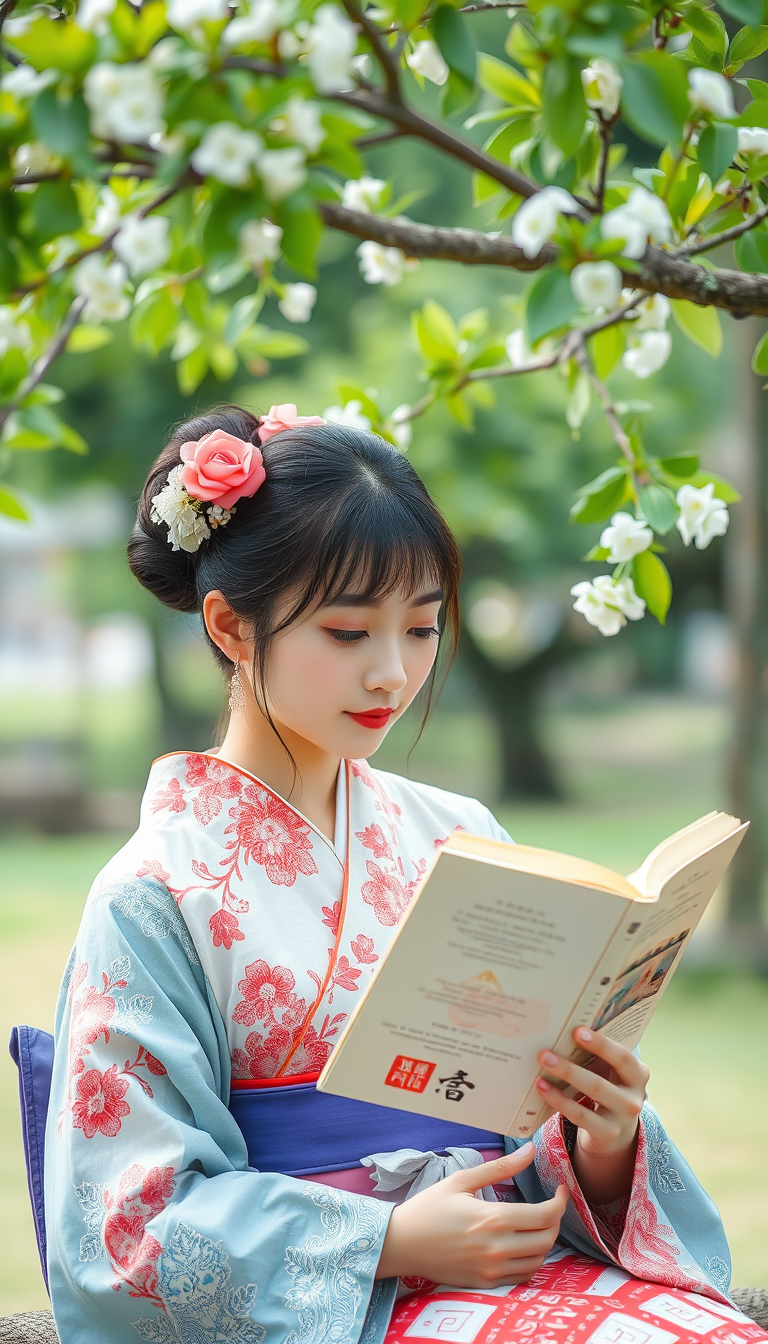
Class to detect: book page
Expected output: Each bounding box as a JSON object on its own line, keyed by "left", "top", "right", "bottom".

{"left": 319, "top": 848, "right": 631, "bottom": 1136}
{"left": 511, "top": 823, "right": 747, "bottom": 1132}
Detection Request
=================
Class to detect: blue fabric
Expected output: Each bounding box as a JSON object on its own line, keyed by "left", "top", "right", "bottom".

{"left": 8, "top": 1025, "right": 54, "bottom": 1291}
{"left": 229, "top": 1081, "right": 502, "bottom": 1175}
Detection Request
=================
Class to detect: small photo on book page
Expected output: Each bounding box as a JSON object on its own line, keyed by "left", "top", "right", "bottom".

{"left": 592, "top": 929, "right": 690, "bottom": 1031}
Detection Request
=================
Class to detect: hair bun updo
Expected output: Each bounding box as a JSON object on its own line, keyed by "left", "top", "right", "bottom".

{"left": 127, "top": 406, "right": 263, "bottom": 614}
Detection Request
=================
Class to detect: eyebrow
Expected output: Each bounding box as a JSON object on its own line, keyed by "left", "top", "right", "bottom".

{"left": 324, "top": 588, "right": 444, "bottom": 609}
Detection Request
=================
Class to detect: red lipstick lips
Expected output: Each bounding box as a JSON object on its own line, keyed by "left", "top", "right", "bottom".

{"left": 346, "top": 708, "right": 395, "bottom": 729}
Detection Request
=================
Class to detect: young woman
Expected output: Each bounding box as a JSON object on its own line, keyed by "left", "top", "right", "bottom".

{"left": 45, "top": 406, "right": 761, "bottom": 1344}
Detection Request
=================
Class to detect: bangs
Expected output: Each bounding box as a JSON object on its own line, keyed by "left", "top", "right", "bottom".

{"left": 284, "top": 488, "right": 455, "bottom": 623}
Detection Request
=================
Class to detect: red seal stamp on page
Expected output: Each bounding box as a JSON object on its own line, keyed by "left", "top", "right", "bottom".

{"left": 385, "top": 1056, "right": 436, "bottom": 1093}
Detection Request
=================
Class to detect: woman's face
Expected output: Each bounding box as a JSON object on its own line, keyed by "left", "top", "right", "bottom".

{"left": 260, "top": 582, "right": 444, "bottom": 760}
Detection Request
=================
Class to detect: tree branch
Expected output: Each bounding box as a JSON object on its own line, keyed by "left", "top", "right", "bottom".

{"left": 319, "top": 202, "right": 768, "bottom": 317}
{"left": 677, "top": 201, "right": 768, "bottom": 257}
{"left": 342, "top": 0, "right": 401, "bottom": 102}
{"left": 571, "top": 336, "right": 634, "bottom": 463}
{"left": 332, "top": 90, "right": 541, "bottom": 200}
{"left": 593, "top": 113, "right": 616, "bottom": 213}
{"left": 0, "top": 296, "right": 87, "bottom": 436}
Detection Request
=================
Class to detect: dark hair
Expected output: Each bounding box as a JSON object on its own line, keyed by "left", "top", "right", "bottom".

{"left": 128, "top": 405, "right": 463, "bottom": 744}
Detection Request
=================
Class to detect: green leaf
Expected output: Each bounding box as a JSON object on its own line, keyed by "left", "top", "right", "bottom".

{"left": 525, "top": 268, "right": 579, "bottom": 346}
{"left": 696, "top": 122, "right": 738, "bottom": 184}
{"left": 432, "top": 5, "right": 475, "bottom": 85}
{"left": 632, "top": 550, "right": 672, "bottom": 624}
{"left": 177, "top": 345, "right": 209, "bottom": 395}
{"left": 440, "top": 68, "right": 476, "bottom": 117}
{"left": 477, "top": 54, "right": 539, "bottom": 106}
{"left": 276, "top": 194, "right": 323, "bottom": 279}
{"left": 752, "top": 329, "right": 768, "bottom": 372}
{"left": 685, "top": 7, "right": 729, "bottom": 65}
{"left": 671, "top": 299, "right": 723, "bottom": 357}
{"left": 10, "top": 15, "right": 97, "bottom": 72}
{"left": 735, "top": 226, "right": 768, "bottom": 273}
{"left": 542, "top": 57, "right": 586, "bottom": 158}
{"left": 130, "top": 289, "right": 179, "bottom": 356}
{"left": 0, "top": 486, "right": 31, "bottom": 521}
{"left": 30, "top": 180, "right": 82, "bottom": 244}
{"left": 584, "top": 544, "right": 611, "bottom": 561}
{"left": 32, "top": 89, "right": 90, "bottom": 159}
{"left": 589, "top": 324, "right": 625, "bottom": 380}
{"left": 638, "top": 483, "right": 678, "bottom": 534}
{"left": 570, "top": 467, "right": 631, "bottom": 524}
{"left": 66, "top": 325, "right": 114, "bottom": 353}
{"left": 688, "top": 470, "right": 741, "bottom": 502}
{"left": 13, "top": 405, "right": 87, "bottom": 454}
{"left": 656, "top": 453, "right": 699, "bottom": 478}
{"left": 727, "top": 25, "right": 768, "bottom": 71}
{"left": 240, "top": 328, "right": 309, "bottom": 359}
{"left": 620, "top": 52, "right": 690, "bottom": 148}
{"left": 719, "top": 0, "right": 762, "bottom": 25}
{"left": 0, "top": 348, "right": 28, "bottom": 397}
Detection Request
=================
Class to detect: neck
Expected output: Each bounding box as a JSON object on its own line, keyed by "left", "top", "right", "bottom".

{"left": 215, "top": 709, "right": 341, "bottom": 842}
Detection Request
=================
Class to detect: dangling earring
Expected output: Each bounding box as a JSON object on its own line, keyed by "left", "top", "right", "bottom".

{"left": 228, "top": 657, "right": 247, "bottom": 714}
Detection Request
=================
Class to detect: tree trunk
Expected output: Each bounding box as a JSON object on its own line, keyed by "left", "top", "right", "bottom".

{"left": 459, "top": 627, "right": 562, "bottom": 801}
{"left": 724, "top": 320, "right": 768, "bottom": 964}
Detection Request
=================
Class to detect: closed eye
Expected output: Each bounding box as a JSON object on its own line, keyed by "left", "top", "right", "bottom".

{"left": 326, "top": 629, "right": 367, "bottom": 643}
{"left": 411, "top": 626, "right": 440, "bottom": 639}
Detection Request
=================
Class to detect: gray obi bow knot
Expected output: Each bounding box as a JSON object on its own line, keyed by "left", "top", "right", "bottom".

{"left": 360, "top": 1147, "right": 499, "bottom": 1202}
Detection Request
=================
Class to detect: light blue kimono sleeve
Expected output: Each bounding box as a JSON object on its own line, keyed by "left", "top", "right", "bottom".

{"left": 45, "top": 878, "right": 393, "bottom": 1344}
{"left": 505, "top": 1106, "right": 733, "bottom": 1304}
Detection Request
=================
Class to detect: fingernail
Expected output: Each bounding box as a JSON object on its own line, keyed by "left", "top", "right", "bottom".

{"left": 576, "top": 1028, "right": 592, "bottom": 1043}
{"left": 517, "top": 1141, "right": 533, "bottom": 1155}
{"left": 536, "top": 1077, "right": 551, "bottom": 1091}
{"left": 541, "top": 1051, "right": 558, "bottom": 1066}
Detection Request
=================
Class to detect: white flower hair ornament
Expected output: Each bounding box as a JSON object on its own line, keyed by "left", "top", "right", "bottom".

{"left": 149, "top": 406, "right": 326, "bottom": 552}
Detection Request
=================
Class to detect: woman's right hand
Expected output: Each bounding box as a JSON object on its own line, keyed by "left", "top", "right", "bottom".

{"left": 375, "top": 1143, "right": 569, "bottom": 1288}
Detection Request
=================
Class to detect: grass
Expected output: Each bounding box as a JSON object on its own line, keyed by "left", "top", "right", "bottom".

{"left": 2, "top": 694, "right": 766, "bottom": 1314}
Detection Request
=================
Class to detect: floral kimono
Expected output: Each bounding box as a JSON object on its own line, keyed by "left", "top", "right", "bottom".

{"left": 46, "top": 752, "right": 757, "bottom": 1344}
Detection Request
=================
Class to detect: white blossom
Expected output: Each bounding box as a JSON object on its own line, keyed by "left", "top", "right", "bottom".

{"left": 191, "top": 122, "right": 263, "bottom": 186}
{"left": 634, "top": 292, "right": 671, "bottom": 331}
{"left": 150, "top": 465, "right": 211, "bottom": 552}
{"left": 223, "top": 0, "right": 295, "bottom": 44}
{"left": 305, "top": 5, "right": 357, "bottom": 93}
{"left": 676, "top": 482, "right": 729, "bottom": 549}
{"left": 389, "top": 403, "right": 412, "bottom": 451}
{"left": 92, "top": 187, "right": 121, "bottom": 237}
{"left": 0, "top": 306, "right": 32, "bottom": 358}
{"left": 357, "top": 240, "right": 410, "bottom": 286}
{"left": 1, "top": 65, "right": 57, "bottom": 98}
{"left": 406, "top": 40, "right": 449, "bottom": 86}
{"left": 167, "top": 0, "right": 229, "bottom": 27}
{"left": 13, "top": 141, "right": 59, "bottom": 179}
{"left": 342, "top": 176, "right": 386, "bottom": 213}
{"left": 113, "top": 215, "right": 171, "bottom": 277}
{"left": 505, "top": 328, "right": 532, "bottom": 368}
{"left": 239, "top": 218, "right": 283, "bottom": 269}
{"left": 352, "top": 53, "right": 372, "bottom": 78}
{"left": 323, "top": 400, "right": 372, "bottom": 431}
{"left": 581, "top": 59, "right": 622, "bottom": 117}
{"left": 570, "top": 260, "right": 622, "bottom": 313}
{"left": 83, "top": 62, "right": 164, "bottom": 143}
{"left": 622, "top": 329, "right": 672, "bottom": 378}
{"left": 75, "top": 0, "right": 116, "bottom": 30}
{"left": 571, "top": 574, "right": 645, "bottom": 637}
{"left": 737, "top": 126, "right": 768, "bottom": 157}
{"left": 275, "top": 96, "right": 325, "bottom": 153}
{"left": 278, "top": 282, "right": 317, "bottom": 322}
{"left": 277, "top": 28, "right": 303, "bottom": 58}
{"left": 511, "top": 186, "right": 579, "bottom": 259}
{"left": 600, "top": 511, "right": 653, "bottom": 563}
{"left": 73, "top": 254, "right": 131, "bottom": 323}
{"left": 259, "top": 147, "right": 306, "bottom": 199}
{"left": 688, "top": 68, "right": 735, "bottom": 120}
{"left": 601, "top": 186, "right": 672, "bottom": 259}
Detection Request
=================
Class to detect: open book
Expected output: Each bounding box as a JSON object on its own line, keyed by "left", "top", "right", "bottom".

{"left": 318, "top": 812, "right": 747, "bottom": 1137}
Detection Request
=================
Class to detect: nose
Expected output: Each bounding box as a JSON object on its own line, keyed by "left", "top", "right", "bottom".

{"left": 363, "top": 636, "right": 408, "bottom": 696}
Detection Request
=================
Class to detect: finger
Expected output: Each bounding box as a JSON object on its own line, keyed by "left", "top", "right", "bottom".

{"left": 495, "top": 1226, "right": 561, "bottom": 1260}
{"left": 537, "top": 1053, "right": 635, "bottom": 1115}
{"left": 495, "top": 1184, "right": 569, "bottom": 1232}
{"left": 451, "top": 1142, "right": 535, "bottom": 1194}
{"left": 487, "top": 1257, "right": 550, "bottom": 1286}
{"left": 535, "top": 1079, "right": 618, "bottom": 1134}
{"left": 572, "top": 1027, "right": 650, "bottom": 1090}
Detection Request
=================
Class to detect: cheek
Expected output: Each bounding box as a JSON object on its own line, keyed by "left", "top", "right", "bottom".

{"left": 268, "top": 633, "right": 352, "bottom": 715}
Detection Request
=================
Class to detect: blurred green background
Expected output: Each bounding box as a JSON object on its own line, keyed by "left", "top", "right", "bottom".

{"left": 2, "top": 135, "right": 767, "bottom": 1311}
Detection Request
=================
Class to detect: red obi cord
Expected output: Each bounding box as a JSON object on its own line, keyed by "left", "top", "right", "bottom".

{"left": 229, "top": 1071, "right": 321, "bottom": 1090}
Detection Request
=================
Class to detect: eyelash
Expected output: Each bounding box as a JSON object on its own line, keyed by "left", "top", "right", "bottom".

{"left": 327, "top": 627, "right": 440, "bottom": 644}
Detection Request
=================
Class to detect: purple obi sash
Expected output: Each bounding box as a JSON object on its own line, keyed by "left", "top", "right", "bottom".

{"left": 228, "top": 1080, "right": 503, "bottom": 1176}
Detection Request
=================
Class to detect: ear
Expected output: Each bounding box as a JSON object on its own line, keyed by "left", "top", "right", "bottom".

{"left": 202, "top": 591, "right": 251, "bottom": 664}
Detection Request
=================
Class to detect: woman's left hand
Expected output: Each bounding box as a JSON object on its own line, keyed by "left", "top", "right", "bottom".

{"left": 536, "top": 1027, "right": 650, "bottom": 1163}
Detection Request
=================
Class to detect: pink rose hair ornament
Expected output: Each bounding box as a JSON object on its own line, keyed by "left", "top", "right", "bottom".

{"left": 150, "top": 407, "right": 326, "bottom": 553}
